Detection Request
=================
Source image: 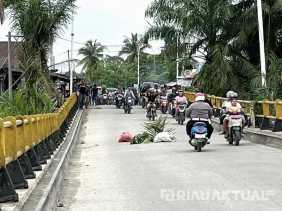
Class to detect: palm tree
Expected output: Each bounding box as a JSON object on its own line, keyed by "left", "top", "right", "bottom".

{"left": 7, "top": 0, "right": 76, "bottom": 87}
{"left": 119, "top": 33, "right": 149, "bottom": 63}
{"left": 79, "top": 40, "right": 105, "bottom": 82}
{"left": 146, "top": 0, "right": 282, "bottom": 99}
{"left": 0, "top": 0, "right": 4, "bottom": 24}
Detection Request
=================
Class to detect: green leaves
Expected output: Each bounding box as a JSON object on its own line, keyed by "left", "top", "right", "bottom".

{"left": 147, "top": 0, "right": 282, "bottom": 99}
{"left": 132, "top": 117, "right": 174, "bottom": 144}
{"left": 79, "top": 40, "right": 105, "bottom": 83}
{"left": 0, "top": 85, "right": 54, "bottom": 118}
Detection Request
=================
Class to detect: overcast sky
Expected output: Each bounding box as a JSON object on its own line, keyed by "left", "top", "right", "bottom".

{"left": 0, "top": 0, "right": 162, "bottom": 71}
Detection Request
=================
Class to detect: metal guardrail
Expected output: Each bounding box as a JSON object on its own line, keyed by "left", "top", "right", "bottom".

{"left": 0, "top": 94, "right": 77, "bottom": 203}
{"left": 185, "top": 92, "right": 282, "bottom": 132}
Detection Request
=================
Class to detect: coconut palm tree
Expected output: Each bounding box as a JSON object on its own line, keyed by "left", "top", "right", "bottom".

{"left": 79, "top": 40, "right": 105, "bottom": 82}
{"left": 8, "top": 0, "right": 76, "bottom": 83}
{"left": 119, "top": 33, "right": 149, "bottom": 63}
{"left": 0, "top": 0, "right": 4, "bottom": 24}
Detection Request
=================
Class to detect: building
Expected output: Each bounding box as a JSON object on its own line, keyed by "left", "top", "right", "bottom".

{"left": 177, "top": 69, "right": 199, "bottom": 87}
{"left": 0, "top": 41, "right": 22, "bottom": 94}
{"left": 0, "top": 41, "right": 76, "bottom": 94}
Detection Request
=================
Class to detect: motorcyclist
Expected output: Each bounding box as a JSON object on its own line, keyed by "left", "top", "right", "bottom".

{"left": 115, "top": 88, "right": 124, "bottom": 106}
{"left": 222, "top": 92, "right": 245, "bottom": 138}
{"left": 186, "top": 93, "right": 214, "bottom": 142}
{"left": 175, "top": 90, "right": 188, "bottom": 105}
{"left": 124, "top": 86, "right": 136, "bottom": 105}
{"left": 168, "top": 87, "right": 178, "bottom": 102}
{"left": 146, "top": 88, "right": 158, "bottom": 116}
{"left": 167, "top": 87, "right": 178, "bottom": 117}
{"left": 175, "top": 90, "right": 188, "bottom": 118}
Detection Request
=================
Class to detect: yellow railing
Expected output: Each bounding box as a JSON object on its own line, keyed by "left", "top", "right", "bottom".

{"left": 185, "top": 92, "right": 282, "bottom": 130}
{"left": 0, "top": 94, "right": 77, "bottom": 168}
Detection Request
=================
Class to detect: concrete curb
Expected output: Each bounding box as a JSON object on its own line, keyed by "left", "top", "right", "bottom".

{"left": 16, "top": 109, "right": 85, "bottom": 211}
{"left": 0, "top": 110, "right": 83, "bottom": 211}
{"left": 35, "top": 110, "right": 84, "bottom": 211}
{"left": 212, "top": 118, "right": 282, "bottom": 149}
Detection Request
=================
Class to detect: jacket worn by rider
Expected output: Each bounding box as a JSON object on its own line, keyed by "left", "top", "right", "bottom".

{"left": 187, "top": 101, "right": 213, "bottom": 120}
{"left": 124, "top": 90, "right": 135, "bottom": 100}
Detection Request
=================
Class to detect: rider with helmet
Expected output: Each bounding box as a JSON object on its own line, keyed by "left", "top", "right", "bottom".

{"left": 146, "top": 88, "right": 158, "bottom": 115}
{"left": 186, "top": 93, "right": 214, "bottom": 141}
{"left": 222, "top": 91, "right": 245, "bottom": 138}
{"left": 175, "top": 90, "right": 188, "bottom": 105}
{"left": 124, "top": 86, "right": 136, "bottom": 103}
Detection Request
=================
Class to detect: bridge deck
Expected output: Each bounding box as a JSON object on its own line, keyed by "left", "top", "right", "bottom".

{"left": 59, "top": 106, "right": 282, "bottom": 211}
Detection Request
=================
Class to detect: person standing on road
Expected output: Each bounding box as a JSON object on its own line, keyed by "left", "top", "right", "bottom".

{"left": 78, "top": 81, "right": 87, "bottom": 109}
{"left": 91, "top": 84, "right": 98, "bottom": 107}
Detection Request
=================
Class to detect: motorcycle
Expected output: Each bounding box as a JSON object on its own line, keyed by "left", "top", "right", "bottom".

{"left": 169, "top": 99, "right": 176, "bottom": 117}
{"left": 108, "top": 93, "right": 114, "bottom": 105}
{"left": 226, "top": 113, "right": 243, "bottom": 145}
{"left": 160, "top": 96, "right": 168, "bottom": 114}
{"left": 116, "top": 94, "right": 124, "bottom": 109}
{"left": 147, "top": 102, "right": 157, "bottom": 121}
{"left": 124, "top": 97, "right": 133, "bottom": 114}
{"left": 176, "top": 102, "right": 187, "bottom": 125}
{"left": 102, "top": 94, "right": 108, "bottom": 105}
{"left": 141, "top": 94, "right": 148, "bottom": 109}
{"left": 189, "top": 122, "right": 209, "bottom": 152}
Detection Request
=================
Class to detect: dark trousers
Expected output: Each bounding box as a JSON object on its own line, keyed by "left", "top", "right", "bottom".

{"left": 186, "top": 120, "right": 214, "bottom": 139}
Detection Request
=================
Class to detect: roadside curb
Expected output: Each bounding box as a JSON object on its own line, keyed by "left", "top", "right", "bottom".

{"left": 13, "top": 109, "right": 84, "bottom": 211}
{"left": 212, "top": 118, "right": 282, "bottom": 149}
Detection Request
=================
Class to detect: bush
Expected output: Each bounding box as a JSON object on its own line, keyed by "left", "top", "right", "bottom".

{"left": 0, "top": 85, "right": 54, "bottom": 118}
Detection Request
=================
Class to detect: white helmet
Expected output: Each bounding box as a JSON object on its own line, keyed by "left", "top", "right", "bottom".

{"left": 195, "top": 93, "right": 205, "bottom": 102}
{"left": 226, "top": 91, "right": 238, "bottom": 98}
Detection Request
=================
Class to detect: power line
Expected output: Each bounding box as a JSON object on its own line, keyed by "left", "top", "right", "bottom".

{"left": 55, "top": 35, "right": 123, "bottom": 47}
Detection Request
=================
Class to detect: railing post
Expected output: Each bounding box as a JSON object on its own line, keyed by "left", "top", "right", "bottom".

{"left": 273, "top": 100, "right": 282, "bottom": 132}
{"left": 249, "top": 101, "right": 256, "bottom": 128}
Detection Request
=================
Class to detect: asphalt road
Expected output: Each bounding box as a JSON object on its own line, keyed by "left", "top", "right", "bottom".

{"left": 58, "top": 106, "right": 282, "bottom": 211}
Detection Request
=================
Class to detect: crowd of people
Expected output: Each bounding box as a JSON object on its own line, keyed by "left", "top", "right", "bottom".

{"left": 75, "top": 79, "right": 245, "bottom": 146}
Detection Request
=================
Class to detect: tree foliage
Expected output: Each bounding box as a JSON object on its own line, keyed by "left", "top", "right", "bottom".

{"left": 146, "top": 0, "right": 282, "bottom": 100}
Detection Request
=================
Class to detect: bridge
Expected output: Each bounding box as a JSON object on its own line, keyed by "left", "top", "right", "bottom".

{"left": 0, "top": 94, "right": 282, "bottom": 211}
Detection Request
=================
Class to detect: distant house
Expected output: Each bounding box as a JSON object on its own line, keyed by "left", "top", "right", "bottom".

{"left": 0, "top": 41, "right": 22, "bottom": 94}
{"left": 177, "top": 69, "right": 199, "bottom": 87}
{"left": 0, "top": 41, "right": 78, "bottom": 94}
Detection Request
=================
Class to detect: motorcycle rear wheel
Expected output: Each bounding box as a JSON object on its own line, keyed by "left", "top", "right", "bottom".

{"left": 233, "top": 130, "right": 241, "bottom": 146}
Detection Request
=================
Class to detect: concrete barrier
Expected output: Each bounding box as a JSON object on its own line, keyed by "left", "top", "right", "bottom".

{"left": 212, "top": 118, "right": 282, "bottom": 149}
{"left": 20, "top": 110, "right": 84, "bottom": 211}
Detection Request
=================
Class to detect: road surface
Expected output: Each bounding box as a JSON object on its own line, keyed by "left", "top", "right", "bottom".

{"left": 59, "top": 106, "right": 282, "bottom": 211}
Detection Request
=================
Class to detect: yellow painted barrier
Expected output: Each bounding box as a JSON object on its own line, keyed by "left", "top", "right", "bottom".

{"left": 276, "top": 101, "right": 282, "bottom": 120}
{"left": 0, "top": 120, "right": 4, "bottom": 167}
{"left": 184, "top": 92, "right": 282, "bottom": 128}
{"left": 0, "top": 94, "right": 77, "bottom": 169}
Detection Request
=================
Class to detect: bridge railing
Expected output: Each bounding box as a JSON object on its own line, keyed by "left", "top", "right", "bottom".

{"left": 0, "top": 94, "right": 77, "bottom": 203}
{"left": 185, "top": 92, "right": 282, "bottom": 132}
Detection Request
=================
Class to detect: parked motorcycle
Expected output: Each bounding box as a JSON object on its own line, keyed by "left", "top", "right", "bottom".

{"left": 189, "top": 122, "right": 209, "bottom": 152}
{"left": 176, "top": 102, "right": 187, "bottom": 125}
{"left": 147, "top": 102, "right": 157, "bottom": 121}
{"left": 226, "top": 113, "right": 243, "bottom": 145}
{"left": 124, "top": 97, "right": 133, "bottom": 114}
{"left": 160, "top": 96, "right": 168, "bottom": 114}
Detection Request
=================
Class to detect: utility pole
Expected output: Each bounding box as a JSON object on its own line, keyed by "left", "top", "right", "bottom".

{"left": 257, "top": 0, "right": 266, "bottom": 87}
{"left": 176, "top": 34, "right": 179, "bottom": 84}
{"left": 154, "top": 54, "right": 156, "bottom": 73}
{"left": 67, "top": 50, "right": 71, "bottom": 87}
{"left": 7, "top": 32, "right": 12, "bottom": 99}
{"left": 70, "top": 13, "right": 74, "bottom": 95}
{"left": 137, "top": 44, "right": 140, "bottom": 92}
